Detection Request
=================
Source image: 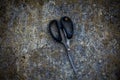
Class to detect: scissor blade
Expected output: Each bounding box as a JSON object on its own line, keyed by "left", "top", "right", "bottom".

{"left": 67, "top": 48, "right": 77, "bottom": 75}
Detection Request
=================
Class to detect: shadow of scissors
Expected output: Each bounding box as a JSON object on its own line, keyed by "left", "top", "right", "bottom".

{"left": 48, "top": 16, "right": 77, "bottom": 75}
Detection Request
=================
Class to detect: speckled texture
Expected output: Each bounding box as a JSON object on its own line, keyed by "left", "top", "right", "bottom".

{"left": 0, "top": 0, "right": 120, "bottom": 80}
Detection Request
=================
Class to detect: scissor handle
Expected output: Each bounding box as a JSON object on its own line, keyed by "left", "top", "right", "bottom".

{"left": 60, "top": 16, "right": 74, "bottom": 39}
{"left": 48, "top": 20, "right": 62, "bottom": 42}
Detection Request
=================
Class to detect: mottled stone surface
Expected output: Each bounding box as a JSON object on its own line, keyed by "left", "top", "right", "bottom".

{"left": 0, "top": 0, "right": 120, "bottom": 80}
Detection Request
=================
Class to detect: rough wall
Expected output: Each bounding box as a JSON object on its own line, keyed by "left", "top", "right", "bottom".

{"left": 0, "top": 0, "right": 120, "bottom": 80}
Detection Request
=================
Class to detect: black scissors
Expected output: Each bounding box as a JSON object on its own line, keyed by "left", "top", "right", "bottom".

{"left": 48, "top": 16, "right": 77, "bottom": 75}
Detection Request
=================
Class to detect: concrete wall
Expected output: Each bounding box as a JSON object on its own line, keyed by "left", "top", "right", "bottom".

{"left": 0, "top": 0, "right": 120, "bottom": 80}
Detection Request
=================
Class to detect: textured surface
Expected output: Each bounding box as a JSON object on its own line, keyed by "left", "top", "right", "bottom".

{"left": 0, "top": 0, "right": 120, "bottom": 80}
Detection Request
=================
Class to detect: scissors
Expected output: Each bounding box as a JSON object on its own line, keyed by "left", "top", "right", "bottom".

{"left": 48, "top": 16, "right": 77, "bottom": 75}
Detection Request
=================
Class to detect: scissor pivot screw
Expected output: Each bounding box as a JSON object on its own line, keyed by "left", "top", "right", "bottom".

{"left": 68, "top": 48, "right": 70, "bottom": 51}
